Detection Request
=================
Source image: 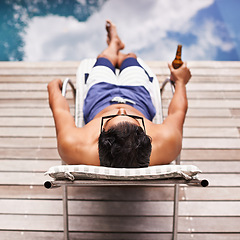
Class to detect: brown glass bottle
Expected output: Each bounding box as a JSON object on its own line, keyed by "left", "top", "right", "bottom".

{"left": 172, "top": 45, "right": 183, "bottom": 69}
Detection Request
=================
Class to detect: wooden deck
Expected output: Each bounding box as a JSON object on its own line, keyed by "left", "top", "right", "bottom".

{"left": 0, "top": 61, "right": 240, "bottom": 240}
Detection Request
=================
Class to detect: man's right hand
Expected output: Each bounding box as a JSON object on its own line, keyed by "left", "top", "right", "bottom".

{"left": 168, "top": 62, "right": 191, "bottom": 85}
{"left": 47, "top": 79, "right": 63, "bottom": 93}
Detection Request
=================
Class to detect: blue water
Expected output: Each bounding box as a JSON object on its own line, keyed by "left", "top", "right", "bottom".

{"left": 0, "top": 0, "right": 239, "bottom": 61}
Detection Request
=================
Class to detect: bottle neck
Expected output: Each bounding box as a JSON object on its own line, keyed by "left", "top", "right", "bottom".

{"left": 175, "top": 45, "right": 182, "bottom": 60}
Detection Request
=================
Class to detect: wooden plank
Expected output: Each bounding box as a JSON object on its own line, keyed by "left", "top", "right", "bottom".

{"left": 187, "top": 100, "right": 240, "bottom": 108}
{"left": 0, "top": 91, "right": 48, "bottom": 99}
{"left": 0, "top": 127, "right": 55, "bottom": 137}
{"left": 0, "top": 68, "right": 77, "bottom": 75}
{"left": 0, "top": 99, "right": 52, "bottom": 107}
{"left": 161, "top": 91, "right": 238, "bottom": 100}
{"left": 159, "top": 75, "right": 240, "bottom": 83}
{"left": 0, "top": 160, "right": 60, "bottom": 172}
{"left": 0, "top": 75, "right": 76, "bottom": 83}
{"left": 0, "top": 199, "right": 174, "bottom": 216}
{"left": 0, "top": 61, "right": 80, "bottom": 68}
{"left": 0, "top": 83, "right": 47, "bottom": 91}
{"left": 183, "top": 127, "right": 239, "bottom": 138}
{"left": 0, "top": 231, "right": 239, "bottom": 240}
{"left": 184, "top": 118, "right": 240, "bottom": 127}
{"left": 183, "top": 187, "right": 240, "bottom": 201}
{"left": 163, "top": 99, "right": 240, "bottom": 109}
{"left": 1, "top": 199, "right": 240, "bottom": 216}
{"left": 1, "top": 185, "right": 239, "bottom": 201}
{"left": 0, "top": 231, "right": 65, "bottom": 240}
{"left": 186, "top": 61, "right": 240, "bottom": 68}
{"left": 187, "top": 83, "right": 240, "bottom": 91}
{"left": 0, "top": 117, "right": 54, "bottom": 127}
{"left": 157, "top": 68, "right": 240, "bottom": 76}
{"left": 0, "top": 137, "right": 57, "bottom": 148}
{"left": 189, "top": 68, "right": 240, "bottom": 76}
{"left": 179, "top": 202, "right": 240, "bottom": 216}
{"left": 0, "top": 172, "right": 51, "bottom": 185}
{"left": 165, "top": 94, "right": 240, "bottom": 101}
{"left": 0, "top": 108, "right": 52, "bottom": 117}
{"left": 223, "top": 92, "right": 240, "bottom": 99}
{"left": 183, "top": 138, "right": 240, "bottom": 149}
{"left": 0, "top": 148, "right": 59, "bottom": 159}
{"left": 0, "top": 215, "right": 63, "bottom": 231}
{"left": 0, "top": 185, "right": 177, "bottom": 201}
{"left": 199, "top": 173, "right": 240, "bottom": 187}
{"left": 181, "top": 161, "right": 240, "bottom": 173}
{"left": 181, "top": 149, "right": 240, "bottom": 160}
{"left": 0, "top": 100, "right": 74, "bottom": 108}
{"left": 231, "top": 109, "right": 240, "bottom": 117}
{"left": 0, "top": 91, "right": 74, "bottom": 100}
{"left": 0, "top": 215, "right": 239, "bottom": 232}
{"left": 177, "top": 108, "right": 232, "bottom": 117}
{"left": 0, "top": 185, "right": 63, "bottom": 200}
{"left": 178, "top": 217, "right": 240, "bottom": 233}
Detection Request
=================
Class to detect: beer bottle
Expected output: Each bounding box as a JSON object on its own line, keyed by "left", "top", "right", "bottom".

{"left": 172, "top": 45, "right": 183, "bottom": 69}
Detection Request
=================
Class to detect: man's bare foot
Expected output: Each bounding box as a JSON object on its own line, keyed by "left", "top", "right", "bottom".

{"left": 106, "top": 20, "right": 125, "bottom": 50}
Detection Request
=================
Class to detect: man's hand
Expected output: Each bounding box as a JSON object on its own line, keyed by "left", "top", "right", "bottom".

{"left": 47, "top": 78, "right": 63, "bottom": 93}
{"left": 168, "top": 62, "right": 191, "bottom": 85}
{"left": 47, "top": 79, "right": 65, "bottom": 111}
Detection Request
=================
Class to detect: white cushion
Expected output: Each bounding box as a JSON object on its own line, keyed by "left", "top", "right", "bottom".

{"left": 45, "top": 164, "right": 201, "bottom": 181}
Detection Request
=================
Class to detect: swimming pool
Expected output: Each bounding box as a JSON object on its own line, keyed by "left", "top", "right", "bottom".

{"left": 0, "top": 0, "right": 239, "bottom": 61}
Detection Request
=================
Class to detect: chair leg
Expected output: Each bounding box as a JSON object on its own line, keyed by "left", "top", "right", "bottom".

{"left": 62, "top": 185, "right": 69, "bottom": 240}
{"left": 172, "top": 184, "right": 179, "bottom": 240}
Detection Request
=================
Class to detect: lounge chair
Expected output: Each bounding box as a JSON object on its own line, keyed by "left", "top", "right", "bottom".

{"left": 44, "top": 58, "right": 208, "bottom": 240}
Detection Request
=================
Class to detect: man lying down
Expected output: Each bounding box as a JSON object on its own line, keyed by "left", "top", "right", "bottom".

{"left": 47, "top": 20, "right": 191, "bottom": 168}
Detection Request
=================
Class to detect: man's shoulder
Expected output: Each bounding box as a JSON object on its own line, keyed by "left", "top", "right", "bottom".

{"left": 57, "top": 126, "right": 99, "bottom": 165}
{"left": 148, "top": 123, "right": 182, "bottom": 165}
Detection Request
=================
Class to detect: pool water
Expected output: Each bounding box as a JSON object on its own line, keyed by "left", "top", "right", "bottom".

{"left": 0, "top": 0, "right": 239, "bottom": 61}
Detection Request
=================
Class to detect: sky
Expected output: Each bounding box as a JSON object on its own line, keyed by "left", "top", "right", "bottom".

{"left": 1, "top": 0, "right": 240, "bottom": 61}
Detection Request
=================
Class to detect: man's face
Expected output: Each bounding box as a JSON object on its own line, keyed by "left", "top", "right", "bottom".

{"left": 101, "top": 108, "right": 146, "bottom": 133}
{"left": 103, "top": 115, "right": 140, "bottom": 131}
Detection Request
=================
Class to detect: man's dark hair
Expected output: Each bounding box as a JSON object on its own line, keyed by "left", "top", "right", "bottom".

{"left": 98, "top": 122, "right": 152, "bottom": 168}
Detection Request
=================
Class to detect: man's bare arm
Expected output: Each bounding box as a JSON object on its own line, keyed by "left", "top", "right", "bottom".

{"left": 150, "top": 62, "right": 191, "bottom": 165}
{"left": 163, "top": 62, "right": 191, "bottom": 134}
{"left": 48, "top": 79, "right": 99, "bottom": 165}
{"left": 48, "top": 79, "right": 76, "bottom": 136}
{"left": 48, "top": 79, "right": 81, "bottom": 162}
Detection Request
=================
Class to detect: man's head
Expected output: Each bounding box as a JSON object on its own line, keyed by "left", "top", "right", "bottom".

{"left": 98, "top": 114, "right": 152, "bottom": 168}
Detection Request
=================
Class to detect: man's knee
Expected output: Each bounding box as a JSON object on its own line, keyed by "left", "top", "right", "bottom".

{"left": 126, "top": 53, "right": 137, "bottom": 59}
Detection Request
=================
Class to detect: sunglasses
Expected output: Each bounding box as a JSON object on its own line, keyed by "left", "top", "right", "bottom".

{"left": 101, "top": 114, "right": 146, "bottom": 133}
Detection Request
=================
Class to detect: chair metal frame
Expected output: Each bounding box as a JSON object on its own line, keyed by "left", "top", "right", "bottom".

{"left": 45, "top": 62, "right": 208, "bottom": 240}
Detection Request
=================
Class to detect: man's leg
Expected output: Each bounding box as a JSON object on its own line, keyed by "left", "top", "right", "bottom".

{"left": 117, "top": 52, "right": 137, "bottom": 69}
{"left": 97, "top": 20, "right": 125, "bottom": 67}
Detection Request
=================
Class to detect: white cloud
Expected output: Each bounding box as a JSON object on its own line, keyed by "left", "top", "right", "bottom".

{"left": 184, "top": 19, "right": 235, "bottom": 60}
{"left": 23, "top": 15, "right": 104, "bottom": 61}
{"left": 22, "top": 0, "right": 235, "bottom": 61}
